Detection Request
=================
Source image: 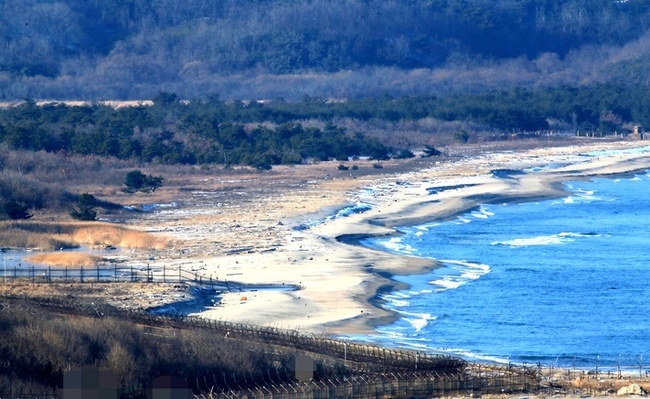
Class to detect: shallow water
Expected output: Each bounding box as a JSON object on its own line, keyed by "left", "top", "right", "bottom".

{"left": 359, "top": 167, "right": 650, "bottom": 369}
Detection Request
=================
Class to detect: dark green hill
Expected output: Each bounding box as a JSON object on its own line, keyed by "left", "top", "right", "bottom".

{"left": 2, "top": 0, "right": 650, "bottom": 100}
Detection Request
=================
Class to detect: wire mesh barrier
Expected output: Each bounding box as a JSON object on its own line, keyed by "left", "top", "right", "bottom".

{"left": 198, "top": 368, "right": 539, "bottom": 399}
{"left": 0, "top": 292, "right": 466, "bottom": 375}
{"left": 1, "top": 264, "right": 241, "bottom": 289}
{"left": 0, "top": 294, "right": 545, "bottom": 398}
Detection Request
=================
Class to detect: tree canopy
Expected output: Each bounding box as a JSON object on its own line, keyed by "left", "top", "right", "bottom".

{"left": 69, "top": 193, "right": 98, "bottom": 220}
{"left": 123, "top": 171, "right": 164, "bottom": 194}
{"left": 1, "top": 201, "right": 33, "bottom": 220}
{"left": 2, "top": 0, "right": 650, "bottom": 100}
{"left": 0, "top": 84, "right": 647, "bottom": 170}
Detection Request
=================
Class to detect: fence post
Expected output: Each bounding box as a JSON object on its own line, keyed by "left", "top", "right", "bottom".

{"left": 31, "top": 266, "right": 34, "bottom": 283}
{"left": 114, "top": 264, "right": 117, "bottom": 282}
{"left": 131, "top": 265, "right": 134, "bottom": 282}
{"left": 96, "top": 264, "right": 100, "bottom": 282}
{"left": 48, "top": 266, "right": 51, "bottom": 283}
{"left": 80, "top": 266, "right": 84, "bottom": 283}
{"left": 179, "top": 266, "right": 181, "bottom": 283}
{"left": 163, "top": 265, "right": 166, "bottom": 283}
{"left": 65, "top": 267, "right": 68, "bottom": 283}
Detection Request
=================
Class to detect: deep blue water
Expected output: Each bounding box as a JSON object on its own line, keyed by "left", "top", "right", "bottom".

{"left": 359, "top": 166, "right": 650, "bottom": 369}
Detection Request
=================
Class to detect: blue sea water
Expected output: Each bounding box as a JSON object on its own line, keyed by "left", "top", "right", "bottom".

{"left": 360, "top": 168, "right": 650, "bottom": 369}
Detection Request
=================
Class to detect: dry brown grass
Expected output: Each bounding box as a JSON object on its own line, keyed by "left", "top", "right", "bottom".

{"left": 24, "top": 252, "right": 105, "bottom": 267}
{"left": 0, "top": 221, "right": 175, "bottom": 250}
{"left": 71, "top": 225, "right": 173, "bottom": 249}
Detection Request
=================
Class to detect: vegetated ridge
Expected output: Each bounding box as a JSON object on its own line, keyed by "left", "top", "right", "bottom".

{"left": 2, "top": 0, "right": 650, "bottom": 100}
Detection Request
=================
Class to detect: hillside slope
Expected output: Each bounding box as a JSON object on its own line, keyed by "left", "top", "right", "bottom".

{"left": 2, "top": 0, "right": 650, "bottom": 100}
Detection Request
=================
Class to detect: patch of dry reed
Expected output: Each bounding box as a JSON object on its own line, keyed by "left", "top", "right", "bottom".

{"left": 0, "top": 221, "right": 174, "bottom": 250}
{"left": 24, "top": 252, "right": 105, "bottom": 267}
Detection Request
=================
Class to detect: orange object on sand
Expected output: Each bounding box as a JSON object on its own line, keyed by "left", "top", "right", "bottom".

{"left": 240, "top": 296, "right": 247, "bottom": 301}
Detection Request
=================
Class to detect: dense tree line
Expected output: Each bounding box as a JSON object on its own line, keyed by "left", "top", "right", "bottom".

{"left": 1, "top": 0, "right": 650, "bottom": 100}
{"left": 0, "top": 96, "right": 393, "bottom": 168}
{"left": 267, "top": 84, "right": 650, "bottom": 132}
{"left": 0, "top": 84, "right": 647, "bottom": 170}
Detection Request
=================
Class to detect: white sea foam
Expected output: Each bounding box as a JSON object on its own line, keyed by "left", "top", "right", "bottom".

{"left": 430, "top": 277, "right": 464, "bottom": 290}
{"left": 428, "top": 260, "right": 491, "bottom": 292}
{"left": 437, "top": 348, "right": 511, "bottom": 364}
{"left": 398, "top": 312, "right": 437, "bottom": 332}
{"left": 390, "top": 292, "right": 411, "bottom": 298}
{"left": 381, "top": 237, "right": 416, "bottom": 254}
{"left": 326, "top": 202, "right": 372, "bottom": 220}
{"left": 491, "top": 232, "right": 600, "bottom": 247}
{"left": 576, "top": 189, "right": 594, "bottom": 196}
{"left": 384, "top": 297, "right": 410, "bottom": 307}
{"left": 471, "top": 211, "right": 489, "bottom": 219}
{"left": 480, "top": 206, "right": 495, "bottom": 216}
{"left": 404, "top": 317, "right": 429, "bottom": 332}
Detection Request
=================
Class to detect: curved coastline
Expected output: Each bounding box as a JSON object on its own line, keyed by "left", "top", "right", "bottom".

{"left": 330, "top": 142, "right": 650, "bottom": 337}
{"left": 185, "top": 141, "right": 650, "bottom": 339}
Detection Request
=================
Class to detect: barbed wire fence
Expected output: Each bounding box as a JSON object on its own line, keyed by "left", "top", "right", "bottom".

{"left": 0, "top": 293, "right": 543, "bottom": 398}
{"left": 2, "top": 269, "right": 650, "bottom": 398}
{"left": 0, "top": 263, "right": 242, "bottom": 289}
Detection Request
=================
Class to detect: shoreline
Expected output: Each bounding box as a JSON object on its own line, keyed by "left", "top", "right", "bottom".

{"left": 180, "top": 140, "right": 650, "bottom": 339}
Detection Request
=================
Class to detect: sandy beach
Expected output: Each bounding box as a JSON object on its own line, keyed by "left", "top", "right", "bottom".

{"left": 126, "top": 139, "right": 650, "bottom": 336}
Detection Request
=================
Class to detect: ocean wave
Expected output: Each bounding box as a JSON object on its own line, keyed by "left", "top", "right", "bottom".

{"left": 381, "top": 237, "right": 416, "bottom": 254}
{"left": 399, "top": 312, "right": 437, "bottom": 332}
{"left": 326, "top": 202, "right": 372, "bottom": 220}
{"left": 388, "top": 299, "right": 410, "bottom": 307}
{"left": 294, "top": 202, "right": 372, "bottom": 230}
{"left": 491, "top": 232, "right": 601, "bottom": 247}
{"left": 471, "top": 205, "right": 494, "bottom": 219}
{"left": 429, "top": 260, "right": 491, "bottom": 292}
{"left": 430, "top": 277, "right": 464, "bottom": 290}
{"left": 437, "top": 348, "right": 511, "bottom": 364}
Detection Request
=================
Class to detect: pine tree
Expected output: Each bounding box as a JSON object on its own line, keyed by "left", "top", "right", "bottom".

{"left": 123, "top": 170, "right": 164, "bottom": 194}
{"left": 70, "top": 193, "right": 97, "bottom": 221}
